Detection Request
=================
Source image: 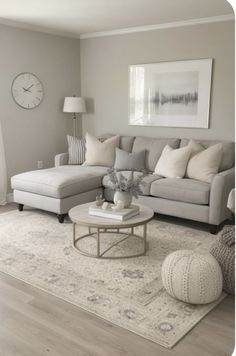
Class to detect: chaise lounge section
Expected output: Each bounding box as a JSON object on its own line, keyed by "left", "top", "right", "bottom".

{"left": 12, "top": 165, "right": 107, "bottom": 223}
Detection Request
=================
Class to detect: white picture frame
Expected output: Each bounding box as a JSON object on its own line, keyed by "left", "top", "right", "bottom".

{"left": 129, "top": 59, "right": 212, "bottom": 128}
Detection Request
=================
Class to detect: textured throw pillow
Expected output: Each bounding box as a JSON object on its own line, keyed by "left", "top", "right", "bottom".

{"left": 114, "top": 148, "right": 146, "bottom": 171}
{"left": 154, "top": 145, "right": 191, "bottom": 178}
{"left": 84, "top": 132, "right": 120, "bottom": 167}
{"left": 67, "top": 135, "right": 86, "bottom": 165}
{"left": 186, "top": 142, "right": 223, "bottom": 183}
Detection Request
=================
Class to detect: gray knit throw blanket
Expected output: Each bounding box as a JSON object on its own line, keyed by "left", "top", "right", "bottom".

{"left": 219, "top": 225, "right": 235, "bottom": 247}
{"left": 210, "top": 225, "right": 235, "bottom": 295}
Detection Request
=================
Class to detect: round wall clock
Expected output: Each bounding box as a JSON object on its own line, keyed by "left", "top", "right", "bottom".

{"left": 11, "top": 72, "right": 44, "bottom": 109}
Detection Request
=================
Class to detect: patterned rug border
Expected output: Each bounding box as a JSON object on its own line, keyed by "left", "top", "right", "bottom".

{"left": 0, "top": 267, "right": 226, "bottom": 349}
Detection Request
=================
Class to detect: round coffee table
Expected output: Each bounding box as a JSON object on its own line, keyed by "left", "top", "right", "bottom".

{"left": 69, "top": 202, "right": 154, "bottom": 259}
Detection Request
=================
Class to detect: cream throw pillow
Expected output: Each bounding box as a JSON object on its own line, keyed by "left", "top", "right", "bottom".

{"left": 154, "top": 145, "right": 191, "bottom": 178}
{"left": 84, "top": 132, "right": 120, "bottom": 167}
{"left": 186, "top": 141, "right": 223, "bottom": 183}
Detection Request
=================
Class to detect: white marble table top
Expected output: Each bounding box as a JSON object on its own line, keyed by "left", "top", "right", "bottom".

{"left": 69, "top": 202, "right": 154, "bottom": 229}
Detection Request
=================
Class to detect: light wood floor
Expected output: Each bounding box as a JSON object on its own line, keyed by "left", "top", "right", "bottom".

{"left": 0, "top": 204, "right": 234, "bottom": 356}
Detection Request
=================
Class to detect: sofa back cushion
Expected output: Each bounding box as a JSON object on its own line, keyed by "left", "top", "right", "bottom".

{"left": 180, "top": 139, "right": 235, "bottom": 171}
{"left": 120, "top": 136, "right": 135, "bottom": 152}
{"left": 132, "top": 136, "right": 180, "bottom": 172}
{"left": 97, "top": 134, "right": 135, "bottom": 152}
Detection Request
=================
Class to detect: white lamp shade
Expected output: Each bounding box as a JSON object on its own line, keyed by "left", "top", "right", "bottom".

{"left": 63, "top": 97, "right": 86, "bottom": 113}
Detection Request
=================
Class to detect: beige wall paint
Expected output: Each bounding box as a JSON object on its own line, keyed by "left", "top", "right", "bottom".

{"left": 1, "top": 20, "right": 234, "bottom": 194}
{"left": 0, "top": 25, "right": 81, "bottom": 192}
{"left": 80, "top": 21, "right": 234, "bottom": 141}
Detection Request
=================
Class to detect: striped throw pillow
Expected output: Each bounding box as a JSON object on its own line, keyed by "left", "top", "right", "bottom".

{"left": 67, "top": 135, "right": 86, "bottom": 165}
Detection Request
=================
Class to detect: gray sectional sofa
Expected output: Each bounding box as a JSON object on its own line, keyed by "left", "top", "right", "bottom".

{"left": 11, "top": 135, "right": 235, "bottom": 233}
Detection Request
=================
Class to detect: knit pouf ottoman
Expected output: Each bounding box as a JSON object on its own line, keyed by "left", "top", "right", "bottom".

{"left": 210, "top": 225, "right": 235, "bottom": 295}
{"left": 161, "top": 250, "right": 223, "bottom": 304}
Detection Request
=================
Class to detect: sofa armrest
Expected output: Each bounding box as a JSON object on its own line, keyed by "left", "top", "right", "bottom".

{"left": 209, "top": 167, "right": 235, "bottom": 225}
{"left": 55, "top": 153, "right": 69, "bottom": 167}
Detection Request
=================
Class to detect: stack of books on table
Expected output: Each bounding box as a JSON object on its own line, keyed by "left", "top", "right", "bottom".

{"left": 89, "top": 204, "right": 140, "bottom": 221}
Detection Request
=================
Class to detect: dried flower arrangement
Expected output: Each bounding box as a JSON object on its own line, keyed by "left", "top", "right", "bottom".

{"left": 107, "top": 169, "right": 146, "bottom": 199}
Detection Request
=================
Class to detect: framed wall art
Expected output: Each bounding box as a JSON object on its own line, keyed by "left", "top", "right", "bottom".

{"left": 129, "top": 59, "right": 212, "bottom": 128}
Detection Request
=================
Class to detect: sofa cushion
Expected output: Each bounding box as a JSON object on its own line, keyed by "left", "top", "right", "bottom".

{"left": 154, "top": 145, "right": 191, "bottom": 178}
{"left": 98, "top": 134, "right": 135, "bottom": 152}
{"left": 120, "top": 136, "right": 135, "bottom": 152}
{"left": 67, "top": 135, "right": 86, "bottom": 165}
{"left": 186, "top": 142, "right": 223, "bottom": 183}
{"left": 180, "top": 138, "right": 235, "bottom": 172}
{"left": 97, "top": 133, "right": 114, "bottom": 142}
{"left": 84, "top": 132, "right": 120, "bottom": 167}
{"left": 114, "top": 148, "right": 146, "bottom": 171}
{"left": 11, "top": 166, "right": 108, "bottom": 199}
{"left": 132, "top": 136, "right": 180, "bottom": 172}
{"left": 150, "top": 178, "right": 210, "bottom": 205}
{"left": 102, "top": 171, "right": 162, "bottom": 196}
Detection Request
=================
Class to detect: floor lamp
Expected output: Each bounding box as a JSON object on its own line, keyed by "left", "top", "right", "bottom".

{"left": 63, "top": 97, "right": 86, "bottom": 137}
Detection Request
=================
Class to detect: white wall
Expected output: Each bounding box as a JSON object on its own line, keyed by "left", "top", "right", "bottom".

{"left": 0, "top": 25, "right": 81, "bottom": 192}
{"left": 80, "top": 21, "right": 234, "bottom": 141}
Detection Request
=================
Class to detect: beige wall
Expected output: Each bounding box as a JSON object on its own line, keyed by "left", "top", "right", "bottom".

{"left": 0, "top": 25, "right": 81, "bottom": 192}
{"left": 80, "top": 21, "right": 234, "bottom": 141}
{"left": 1, "top": 20, "right": 234, "bottom": 194}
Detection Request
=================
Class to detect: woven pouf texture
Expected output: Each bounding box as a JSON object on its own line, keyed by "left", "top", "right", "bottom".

{"left": 161, "top": 250, "right": 223, "bottom": 304}
{"left": 210, "top": 225, "right": 235, "bottom": 295}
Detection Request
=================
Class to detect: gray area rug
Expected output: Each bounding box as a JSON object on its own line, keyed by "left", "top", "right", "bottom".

{"left": 0, "top": 210, "right": 225, "bottom": 348}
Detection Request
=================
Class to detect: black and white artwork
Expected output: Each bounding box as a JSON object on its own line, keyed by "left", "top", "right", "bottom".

{"left": 129, "top": 59, "right": 212, "bottom": 128}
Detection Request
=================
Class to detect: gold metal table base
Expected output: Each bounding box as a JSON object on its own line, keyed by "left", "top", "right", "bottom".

{"left": 72, "top": 224, "right": 147, "bottom": 259}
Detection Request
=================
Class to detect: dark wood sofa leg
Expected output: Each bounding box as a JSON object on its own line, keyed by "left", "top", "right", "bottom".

{"left": 231, "top": 213, "right": 235, "bottom": 224}
{"left": 57, "top": 214, "right": 66, "bottom": 223}
{"left": 209, "top": 224, "right": 218, "bottom": 235}
{"left": 17, "top": 204, "right": 24, "bottom": 212}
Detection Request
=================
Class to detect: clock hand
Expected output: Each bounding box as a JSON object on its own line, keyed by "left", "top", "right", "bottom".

{"left": 25, "top": 84, "right": 34, "bottom": 91}
{"left": 23, "top": 84, "right": 34, "bottom": 92}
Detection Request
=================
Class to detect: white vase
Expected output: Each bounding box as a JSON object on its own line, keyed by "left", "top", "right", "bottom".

{"left": 113, "top": 191, "right": 132, "bottom": 208}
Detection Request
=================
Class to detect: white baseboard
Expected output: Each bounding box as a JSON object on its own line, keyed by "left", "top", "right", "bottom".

{"left": 7, "top": 193, "right": 13, "bottom": 203}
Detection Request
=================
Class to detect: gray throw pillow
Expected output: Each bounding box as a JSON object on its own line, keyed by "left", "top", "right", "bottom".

{"left": 114, "top": 147, "right": 146, "bottom": 171}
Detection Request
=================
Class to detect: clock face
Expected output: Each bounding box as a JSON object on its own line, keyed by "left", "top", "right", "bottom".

{"left": 11, "top": 72, "right": 44, "bottom": 109}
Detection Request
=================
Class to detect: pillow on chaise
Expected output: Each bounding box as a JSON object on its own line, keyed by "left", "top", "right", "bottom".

{"left": 67, "top": 135, "right": 86, "bottom": 165}
{"left": 84, "top": 132, "right": 120, "bottom": 167}
{"left": 114, "top": 147, "right": 146, "bottom": 171}
{"left": 186, "top": 141, "right": 223, "bottom": 183}
{"left": 154, "top": 145, "right": 191, "bottom": 178}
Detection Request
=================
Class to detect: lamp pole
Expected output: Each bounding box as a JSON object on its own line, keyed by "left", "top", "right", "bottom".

{"left": 73, "top": 112, "right": 77, "bottom": 137}
{"left": 63, "top": 97, "right": 86, "bottom": 138}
